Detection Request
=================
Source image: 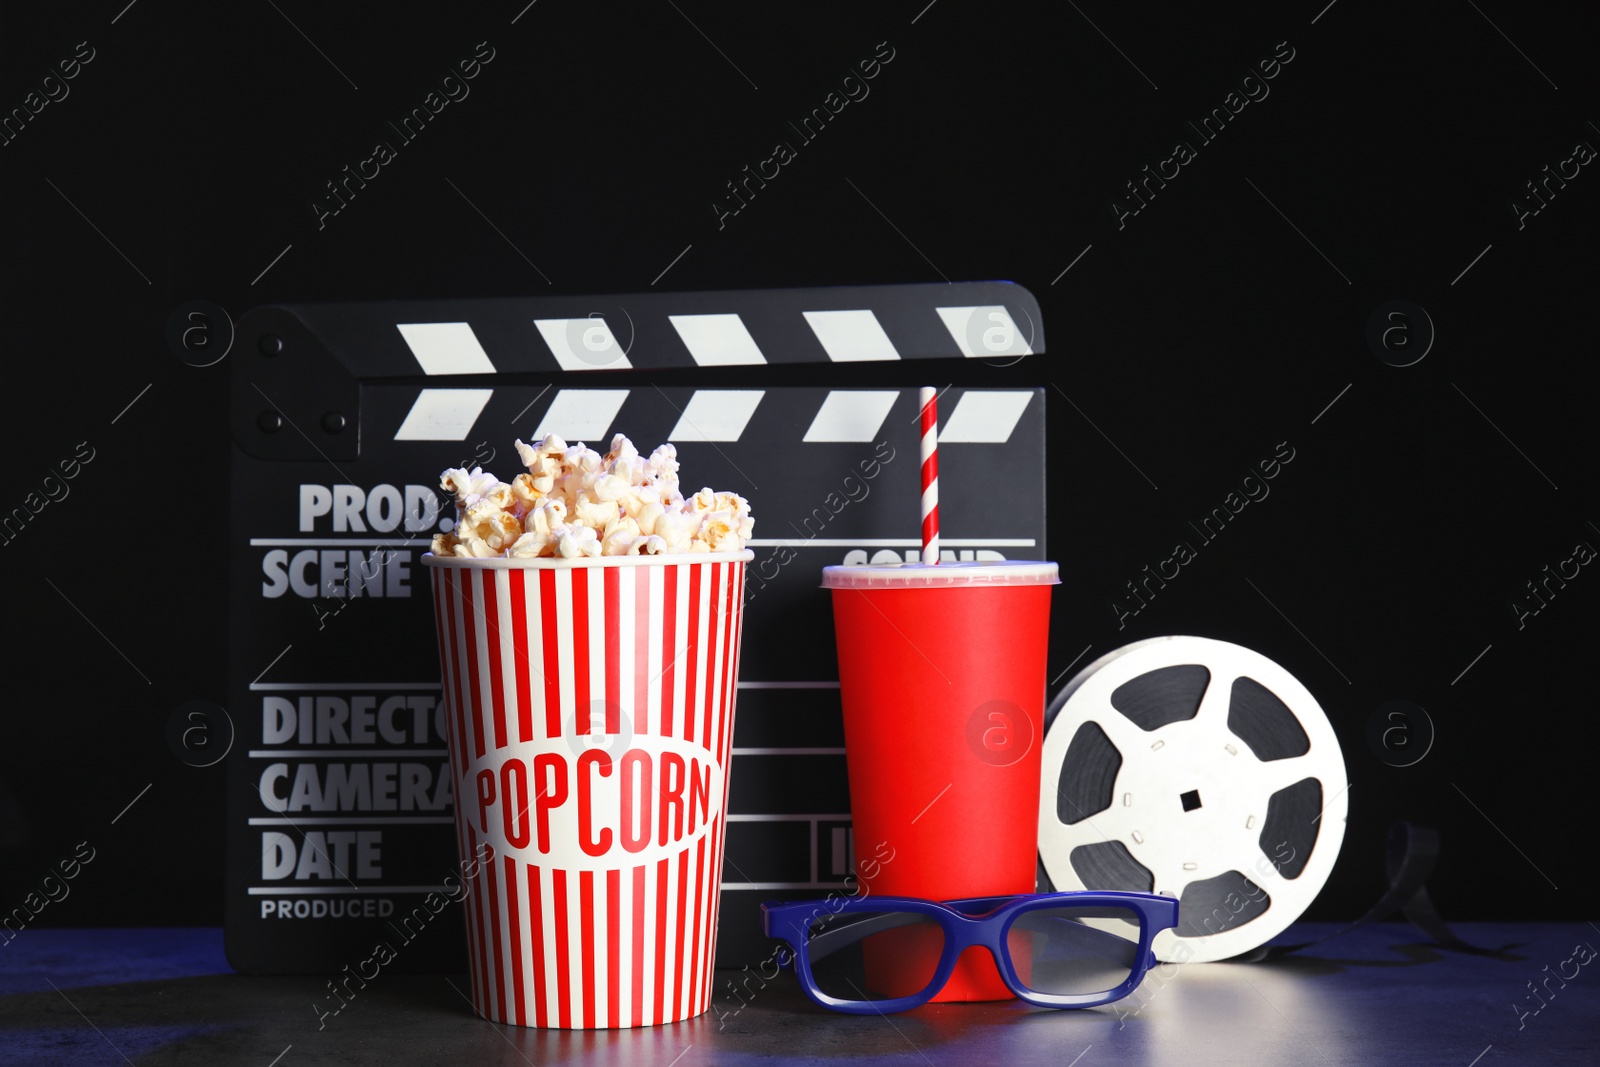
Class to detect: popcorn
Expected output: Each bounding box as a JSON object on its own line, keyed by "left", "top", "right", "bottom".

{"left": 509, "top": 473, "right": 545, "bottom": 510}
{"left": 697, "top": 511, "right": 743, "bottom": 553}
{"left": 525, "top": 497, "right": 567, "bottom": 539}
{"left": 440, "top": 466, "right": 504, "bottom": 506}
{"left": 461, "top": 498, "right": 522, "bottom": 552}
{"left": 556, "top": 524, "right": 601, "bottom": 559}
{"left": 429, "top": 433, "right": 753, "bottom": 559}
{"left": 591, "top": 473, "right": 632, "bottom": 503}
{"left": 502, "top": 498, "right": 568, "bottom": 558}
{"left": 644, "top": 443, "right": 681, "bottom": 497}
{"left": 633, "top": 501, "right": 665, "bottom": 537}
{"left": 574, "top": 497, "right": 620, "bottom": 532}
{"left": 651, "top": 508, "right": 699, "bottom": 554}
{"left": 598, "top": 515, "right": 641, "bottom": 556}
{"left": 507, "top": 532, "right": 548, "bottom": 558}
{"left": 628, "top": 534, "right": 667, "bottom": 556}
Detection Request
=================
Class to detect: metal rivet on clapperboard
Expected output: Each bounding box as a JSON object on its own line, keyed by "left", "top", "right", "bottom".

{"left": 257, "top": 411, "right": 282, "bottom": 433}
{"left": 258, "top": 334, "right": 282, "bottom": 356}
{"left": 321, "top": 412, "right": 346, "bottom": 434}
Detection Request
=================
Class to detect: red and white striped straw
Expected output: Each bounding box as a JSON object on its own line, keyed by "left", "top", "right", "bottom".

{"left": 919, "top": 386, "right": 939, "bottom": 565}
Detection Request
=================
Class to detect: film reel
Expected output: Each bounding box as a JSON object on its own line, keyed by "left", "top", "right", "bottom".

{"left": 1037, "top": 637, "right": 1347, "bottom": 962}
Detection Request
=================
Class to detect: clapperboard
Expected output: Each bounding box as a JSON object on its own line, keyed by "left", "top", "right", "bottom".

{"left": 226, "top": 282, "right": 1047, "bottom": 973}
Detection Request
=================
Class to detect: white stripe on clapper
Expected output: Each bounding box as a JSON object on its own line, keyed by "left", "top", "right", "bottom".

{"left": 801, "top": 309, "right": 902, "bottom": 362}
{"left": 938, "top": 390, "right": 1034, "bottom": 443}
{"left": 934, "top": 305, "right": 1033, "bottom": 358}
{"left": 667, "top": 390, "right": 766, "bottom": 443}
{"left": 533, "top": 318, "right": 634, "bottom": 372}
{"left": 394, "top": 388, "right": 494, "bottom": 441}
{"left": 395, "top": 322, "right": 497, "bottom": 375}
{"left": 668, "top": 313, "right": 767, "bottom": 366}
{"left": 533, "top": 389, "right": 630, "bottom": 443}
{"left": 801, "top": 390, "right": 901, "bottom": 443}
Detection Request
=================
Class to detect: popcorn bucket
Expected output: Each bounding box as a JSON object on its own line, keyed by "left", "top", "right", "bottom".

{"left": 423, "top": 550, "right": 753, "bottom": 1028}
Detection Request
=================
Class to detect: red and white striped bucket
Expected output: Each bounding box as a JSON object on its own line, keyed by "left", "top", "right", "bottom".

{"left": 423, "top": 550, "right": 753, "bottom": 1028}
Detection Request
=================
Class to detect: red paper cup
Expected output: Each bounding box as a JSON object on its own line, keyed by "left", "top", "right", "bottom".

{"left": 821, "top": 561, "right": 1058, "bottom": 1002}
{"left": 424, "top": 550, "right": 753, "bottom": 1028}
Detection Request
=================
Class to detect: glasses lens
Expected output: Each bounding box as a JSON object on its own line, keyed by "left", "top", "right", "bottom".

{"left": 1007, "top": 905, "right": 1142, "bottom": 997}
{"left": 805, "top": 909, "right": 946, "bottom": 1002}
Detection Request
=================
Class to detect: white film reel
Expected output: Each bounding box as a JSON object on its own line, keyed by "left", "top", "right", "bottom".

{"left": 1038, "top": 637, "right": 1347, "bottom": 962}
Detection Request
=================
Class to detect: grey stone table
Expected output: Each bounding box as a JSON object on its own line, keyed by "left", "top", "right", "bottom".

{"left": 1, "top": 923, "right": 1594, "bottom": 1065}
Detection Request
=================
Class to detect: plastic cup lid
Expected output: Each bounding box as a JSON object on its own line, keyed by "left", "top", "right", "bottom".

{"left": 820, "top": 560, "right": 1059, "bottom": 589}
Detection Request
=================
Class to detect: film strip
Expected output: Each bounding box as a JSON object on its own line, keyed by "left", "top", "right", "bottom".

{"left": 225, "top": 282, "right": 1047, "bottom": 973}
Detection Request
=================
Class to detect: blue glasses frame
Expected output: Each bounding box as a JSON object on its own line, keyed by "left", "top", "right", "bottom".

{"left": 761, "top": 891, "right": 1179, "bottom": 1014}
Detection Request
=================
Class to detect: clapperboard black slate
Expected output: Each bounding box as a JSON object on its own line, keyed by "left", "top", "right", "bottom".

{"left": 226, "top": 282, "right": 1047, "bottom": 973}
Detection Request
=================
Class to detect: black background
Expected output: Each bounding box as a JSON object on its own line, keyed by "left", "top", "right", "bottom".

{"left": 2, "top": 0, "right": 1594, "bottom": 933}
